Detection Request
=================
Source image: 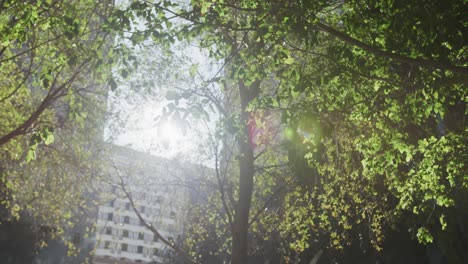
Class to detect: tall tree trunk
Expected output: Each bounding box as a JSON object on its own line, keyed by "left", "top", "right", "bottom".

{"left": 231, "top": 137, "right": 254, "bottom": 264}
{"left": 231, "top": 80, "right": 260, "bottom": 264}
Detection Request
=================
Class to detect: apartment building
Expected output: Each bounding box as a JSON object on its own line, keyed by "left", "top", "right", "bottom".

{"left": 94, "top": 189, "right": 182, "bottom": 263}
{"left": 93, "top": 145, "right": 207, "bottom": 264}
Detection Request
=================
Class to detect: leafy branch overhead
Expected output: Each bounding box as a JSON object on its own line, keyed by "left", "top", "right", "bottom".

{"left": 0, "top": 0, "right": 115, "bottom": 255}
{"left": 116, "top": 0, "right": 467, "bottom": 262}
{"left": 0, "top": 0, "right": 466, "bottom": 263}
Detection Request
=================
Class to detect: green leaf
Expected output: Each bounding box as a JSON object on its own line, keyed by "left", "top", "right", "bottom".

{"left": 44, "top": 133, "right": 54, "bottom": 145}
{"left": 416, "top": 227, "right": 433, "bottom": 244}
{"left": 26, "top": 145, "right": 37, "bottom": 163}
{"left": 284, "top": 57, "right": 295, "bottom": 64}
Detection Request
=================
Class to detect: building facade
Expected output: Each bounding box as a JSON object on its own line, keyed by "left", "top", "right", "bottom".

{"left": 93, "top": 145, "right": 206, "bottom": 264}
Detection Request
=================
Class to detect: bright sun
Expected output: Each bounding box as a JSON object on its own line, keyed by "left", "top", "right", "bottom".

{"left": 158, "top": 121, "right": 183, "bottom": 143}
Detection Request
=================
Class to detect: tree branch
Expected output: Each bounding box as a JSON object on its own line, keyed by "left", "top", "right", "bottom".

{"left": 316, "top": 22, "right": 468, "bottom": 76}
{"left": 214, "top": 143, "right": 234, "bottom": 228}
{"left": 248, "top": 177, "right": 293, "bottom": 226}
{"left": 0, "top": 58, "right": 90, "bottom": 146}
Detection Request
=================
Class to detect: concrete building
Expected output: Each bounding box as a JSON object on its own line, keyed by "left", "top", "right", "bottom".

{"left": 93, "top": 145, "right": 209, "bottom": 264}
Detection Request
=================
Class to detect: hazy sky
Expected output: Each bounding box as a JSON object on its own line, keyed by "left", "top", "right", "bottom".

{"left": 104, "top": 43, "right": 220, "bottom": 166}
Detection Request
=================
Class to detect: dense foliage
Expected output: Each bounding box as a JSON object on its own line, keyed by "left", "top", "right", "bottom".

{"left": 116, "top": 0, "right": 467, "bottom": 263}
{"left": 1, "top": 0, "right": 466, "bottom": 263}
{"left": 0, "top": 0, "right": 114, "bottom": 255}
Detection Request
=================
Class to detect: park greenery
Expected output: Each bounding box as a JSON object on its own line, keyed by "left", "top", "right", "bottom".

{"left": 1, "top": 0, "right": 467, "bottom": 263}
{"left": 0, "top": 0, "right": 113, "bottom": 257}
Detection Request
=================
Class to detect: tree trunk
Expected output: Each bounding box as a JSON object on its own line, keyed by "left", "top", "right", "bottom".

{"left": 231, "top": 80, "right": 260, "bottom": 264}
{"left": 231, "top": 136, "right": 255, "bottom": 264}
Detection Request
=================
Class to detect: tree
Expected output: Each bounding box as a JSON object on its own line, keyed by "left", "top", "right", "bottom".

{"left": 112, "top": 0, "right": 467, "bottom": 263}
{"left": 269, "top": 0, "right": 467, "bottom": 262}
{"left": 0, "top": 0, "right": 113, "bottom": 153}
{"left": 0, "top": 0, "right": 115, "bottom": 256}
{"left": 277, "top": 0, "right": 467, "bottom": 260}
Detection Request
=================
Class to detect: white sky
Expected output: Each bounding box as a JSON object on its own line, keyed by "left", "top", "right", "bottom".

{"left": 104, "top": 43, "right": 220, "bottom": 166}
{"left": 104, "top": 0, "right": 222, "bottom": 166}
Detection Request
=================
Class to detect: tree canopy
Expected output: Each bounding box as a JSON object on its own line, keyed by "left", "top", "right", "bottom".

{"left": 1, "top": 0, "right": 466, "bottom": 263}
{"left": 0, "top": 0, "right": 114, "bottom": 256}
{"left": 115, "top": 0, "right": 467, "bottom": 263}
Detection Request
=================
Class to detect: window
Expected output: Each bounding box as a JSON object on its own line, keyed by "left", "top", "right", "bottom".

{"left": 125, "top": 202, "right": 130, "bottom": 210}
{"left": 138, "top": 233, "right": 144, "bottom": 240}
{"left": 104, "top": 241, "right": 110, "bottom": 249}
{"left": 72, "top": 233, "right": 81, "bottom": 245}
{"left": 141, "top": 206, "right": 146, "bottom": 214}
{"left": 170, "top": 211, "right": 176, "bottom": 219}
{"left": 105, "top": 227, "right": 112, "bottom": 235}
{"left": 153, "top": 248, "right": 159, "bottom": 256}
{"left": 137, "top": 246, "right": 143, "bottom": 254}
{"left": 124, "top": 216, "right": 130, "bottom": 224}
{"left": 107, "top": 213, "right": 113, "bottom": 221}
{"left": 109, "top": 200, "right": 114, "bottom": 207}
{"left": 121, "top": 243, "right": 128, "bottom": 252}
{"left": 123, "top": 230, "right": 129, "bottom": 238}
{"left": 153, "top": 235, "right": 158, "bottom": 242}
{"left": 139, "top": 219, "right": 145, "bottom": 226}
